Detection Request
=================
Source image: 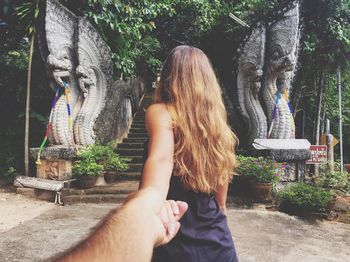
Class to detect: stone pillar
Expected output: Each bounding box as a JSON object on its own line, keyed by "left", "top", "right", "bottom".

{"left": 36, "top": 160, "right": 72, "bottom": 180}
{"left": 30, "top": 146, "right": 80, "bottom": 181}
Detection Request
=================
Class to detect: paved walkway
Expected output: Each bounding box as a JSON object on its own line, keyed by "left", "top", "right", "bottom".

{"left": 0, "top": 192, "right": 349, "bottom": 262}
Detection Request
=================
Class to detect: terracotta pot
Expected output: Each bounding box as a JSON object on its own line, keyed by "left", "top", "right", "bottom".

{"left": 230, "top": 175, "right": 256, "bottom": 196}
{"left": 78, "top": 176, "right": 99, "bottom": 189}
{"left": 252, "top": 182, "right": 272, "bottom": 201}
{"left": 104, "top": 171, "right": 118, "bottom": 183}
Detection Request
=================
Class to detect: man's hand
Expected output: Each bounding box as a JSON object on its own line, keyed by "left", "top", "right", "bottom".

{"left": 125, "top": 188, "right": 188, "bottom": 247}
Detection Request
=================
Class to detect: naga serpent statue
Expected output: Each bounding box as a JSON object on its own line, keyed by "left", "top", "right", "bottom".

{"left": 237, "top": 24, "right": 267, "bottom": 145}
{"left": 74, "top": 18, "right": 113, "bottom": 145}
{"left": 45, "top": 0, "right": 79, "bottom": 146}
{"left": 263, "top": 3, "right": 300, "bottom": 139}
{"left": 236, "top": 1, "right": 300, "bottom": 144}
{"left": 42, "top": 0, "right": 113, "bottom": 146}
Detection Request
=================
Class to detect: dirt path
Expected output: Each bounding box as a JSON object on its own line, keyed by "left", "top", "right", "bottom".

{"left": 0, "top": 193, "right": 54, "bottom": 233}
{"left": 0, "top": 192, "right": 349, "bottom": 262}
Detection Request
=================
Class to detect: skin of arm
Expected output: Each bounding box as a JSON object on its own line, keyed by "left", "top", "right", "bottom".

{"left": 215, "top": 181, "right": 229, "bottom": 214}
{"left": 139, "top": 103, "right": 175, "bottom": 200}
{"left": 55, "top": 188, "right": 188, "bottom": 262}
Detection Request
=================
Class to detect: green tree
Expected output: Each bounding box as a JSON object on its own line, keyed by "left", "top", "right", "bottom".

{"left": 292, "top": 0, "right": 349, "bottom": 149}
{"left": 15, "top": 0, "right": 40, "bottom": 176}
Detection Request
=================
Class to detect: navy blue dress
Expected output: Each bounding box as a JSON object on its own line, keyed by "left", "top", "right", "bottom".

{"left": 143, "top": 142, "right": 239, "bottom": 262}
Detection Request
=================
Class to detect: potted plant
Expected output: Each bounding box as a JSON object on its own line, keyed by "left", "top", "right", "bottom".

{"left": 104, "top": 152, "right": 130, "bottom": 183}
{"left": 236, "top": 156, "right": 280, "bottom": 201}
{"left": 72, "top": 144, "right": 129, "bottom": 188}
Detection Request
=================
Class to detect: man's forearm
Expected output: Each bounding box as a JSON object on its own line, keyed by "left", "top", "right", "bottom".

{"left": 56, "top": 195, "right": 158, "bottom": 262}
{"left": 56, "top": 206, "right": 155, "bottom": 262}
{"left": 54, "top": 188, "right": 187, "bottom": 262}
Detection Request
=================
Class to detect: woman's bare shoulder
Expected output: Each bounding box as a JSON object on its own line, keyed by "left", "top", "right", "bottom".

{"left": 146, "top": 103, "right": 172, "bottom": 128}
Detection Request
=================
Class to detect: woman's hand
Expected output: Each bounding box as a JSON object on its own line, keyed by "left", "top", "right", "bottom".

{"left": 220, "top": 205, "right": 227, "bottom": 216}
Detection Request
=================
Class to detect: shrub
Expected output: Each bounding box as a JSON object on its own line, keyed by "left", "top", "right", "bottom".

{"left": 72, "top": 161, "right": 104, "bottom": 177}
{"left": 277, "top": 183, "right": 333, "bottom": 215}
{"left": 72, "top": 144, "right": 129, "bottom": 177}
{"left": 236, "top": 155, "right": 279, "bottom": 184}
{"left": 317, "top": 169, "right": 350, "bottom": 193}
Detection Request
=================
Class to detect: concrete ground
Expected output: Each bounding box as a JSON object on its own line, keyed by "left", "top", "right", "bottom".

{"left": 0, "top": 192, "right": 349, "bottom": 262}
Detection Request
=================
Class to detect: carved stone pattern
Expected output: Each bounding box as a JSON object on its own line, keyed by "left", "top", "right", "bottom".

{"left": 45, "top": 161, "right": 59, "bottom": 180}
{"left": 46, "top": 0, "right": 81, "bottom": 145}
{"left": 263, "top": 3, "right": 300, "bottom": 139}
{"left": 74, "top": 17, "right": 113, "bottom": 145}
{"left": 237, "top": 24, "right": 268, "bottom": 145}
{"left": 269, "top": 149, "right": 311, "bottom": 162}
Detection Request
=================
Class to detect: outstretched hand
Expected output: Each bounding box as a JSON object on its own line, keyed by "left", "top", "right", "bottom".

{"left": 125, "top": 188, "right": 188, "bottom": 247}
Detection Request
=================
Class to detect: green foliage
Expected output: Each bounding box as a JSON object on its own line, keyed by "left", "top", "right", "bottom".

{"left": 277, "top": 183, "right": 333, "bottom": 214}
{"left": 79, "top": 0, "right": 174, "bottom": 78}
{"left": 0, "top": 155, "right": 18, "bottom": 179}
{"left": 236, "top": 155, "right": 280, "bottom": 184}
{"left": 318, "top": 164, "right": 350, "bottom": 193}
{"left": 1, "top": 40, "right": 29, "bottom": 70}
{"left": 322, "top": 71, "right": 350, "bottom": 161}
{"left": 4, "top": 166, "right": 18, "bottom": 179}
{"left": 72, "top": 161, "right": 104, "bottom": 177}
{"left": 15, "top": 0, "right": 40, "bottom": 36}
{"left": 72, "top": 144, "right": 129, "bottom": 177}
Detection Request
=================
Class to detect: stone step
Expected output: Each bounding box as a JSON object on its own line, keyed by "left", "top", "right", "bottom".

{"left": 123, "top": 138, "right": 148, "bottom": 143}
{"left": 128, "top": 163, "right": 143, "bottom": 172}
{"left": 131, "top": 122, "right": 146, "bottom": 126}
{"left": 133, "top": 118, "right": 146, "bottom": 122}
{"left": 129, "top": 156, "right": 144, "bottom": 164}
{"left": 131, "top": 118, "right": 146, "bottom": 122}
{"left": 63, "top": 193, "right": 129, "bottom": 205}
{"left": 62, "top": 181, "right": 138, "bottom": 196}
{"left": 133, "top": 116, "right": 146, "bottom": 121}
{"left": 133, "top": 112, "right": 146, "bottom": 116}
{"left": 128, "top": 133, "right": 148, "bottom": 138}
{"left": 131, "top": 120, "right": 146, "bottom": 126}
{"left": 116, "top": 148, "right": 144, "bottom": 155}
{"left": 117, "top": 143, "right": 145, "bottom": 149}
{"left": 118, "top": 172, "right": 141, "bottom": 180}
{"left": 128, "top": 128, "right": 147, "bottom": 134}
{"left": 131, "top": 123, "right": 146, "bottom": 128}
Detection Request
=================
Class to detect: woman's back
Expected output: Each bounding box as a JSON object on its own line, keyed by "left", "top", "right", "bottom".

{"left": 140, "top": 45, "right": 239, "bottom": 261}
{"left": 143, "top": 141, "right": 238, "bottom": 262}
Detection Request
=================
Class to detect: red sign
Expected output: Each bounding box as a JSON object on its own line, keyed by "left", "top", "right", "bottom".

{"left": 306, "top": 145, "right": 327, "bottom": 164}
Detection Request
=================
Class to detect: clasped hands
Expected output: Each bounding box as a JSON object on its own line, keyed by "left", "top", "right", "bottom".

{"left": 125, "top": 188, "right": 188, "bottom": 247}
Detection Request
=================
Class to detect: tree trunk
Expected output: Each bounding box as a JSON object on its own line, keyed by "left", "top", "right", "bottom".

{"left": 314, "top": 74, "right": 324, "bottom": 145}
{"left": 24, "top": 34, "right": 35, "bottom": 176}
{"left": 313, "top": 73, "right": 324, "bottom": 177}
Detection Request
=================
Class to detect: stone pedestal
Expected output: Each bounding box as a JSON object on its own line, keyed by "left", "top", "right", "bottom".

{"left": 30, "top": 146, "right": 81, "bottom": 181}
{"left": 252, "top": 139, "right": 312, "bottom": 182}
{"left": 36, "top": 160, "right": 72, "bottom": 180}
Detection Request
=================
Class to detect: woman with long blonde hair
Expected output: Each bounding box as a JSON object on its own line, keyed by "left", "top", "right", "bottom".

{"left": 140, "top": 45, "right": 238, "bottom": 261}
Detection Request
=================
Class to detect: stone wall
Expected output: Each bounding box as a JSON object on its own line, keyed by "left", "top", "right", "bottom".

{"left": 95, "top": 78, "right": 145, "bottom": 144}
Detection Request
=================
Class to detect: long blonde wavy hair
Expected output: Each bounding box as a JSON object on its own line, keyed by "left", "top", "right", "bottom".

{"left": 154, "top": 45, "right": 238, "bottom": 194}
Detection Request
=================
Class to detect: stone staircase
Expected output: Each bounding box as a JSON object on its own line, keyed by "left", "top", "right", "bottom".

{"left": 116, "top": 93, "right": 151, "bottom": 180}
{"left": 62, "top": 92, "right": 153, "bottom": 204}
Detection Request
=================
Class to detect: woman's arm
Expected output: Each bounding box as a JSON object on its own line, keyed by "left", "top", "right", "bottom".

{"left": 139, "top": 103, "right": 174, "bottom": 200}
{"left": 215, "top": 181, "right": 229, "bottom": 214}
